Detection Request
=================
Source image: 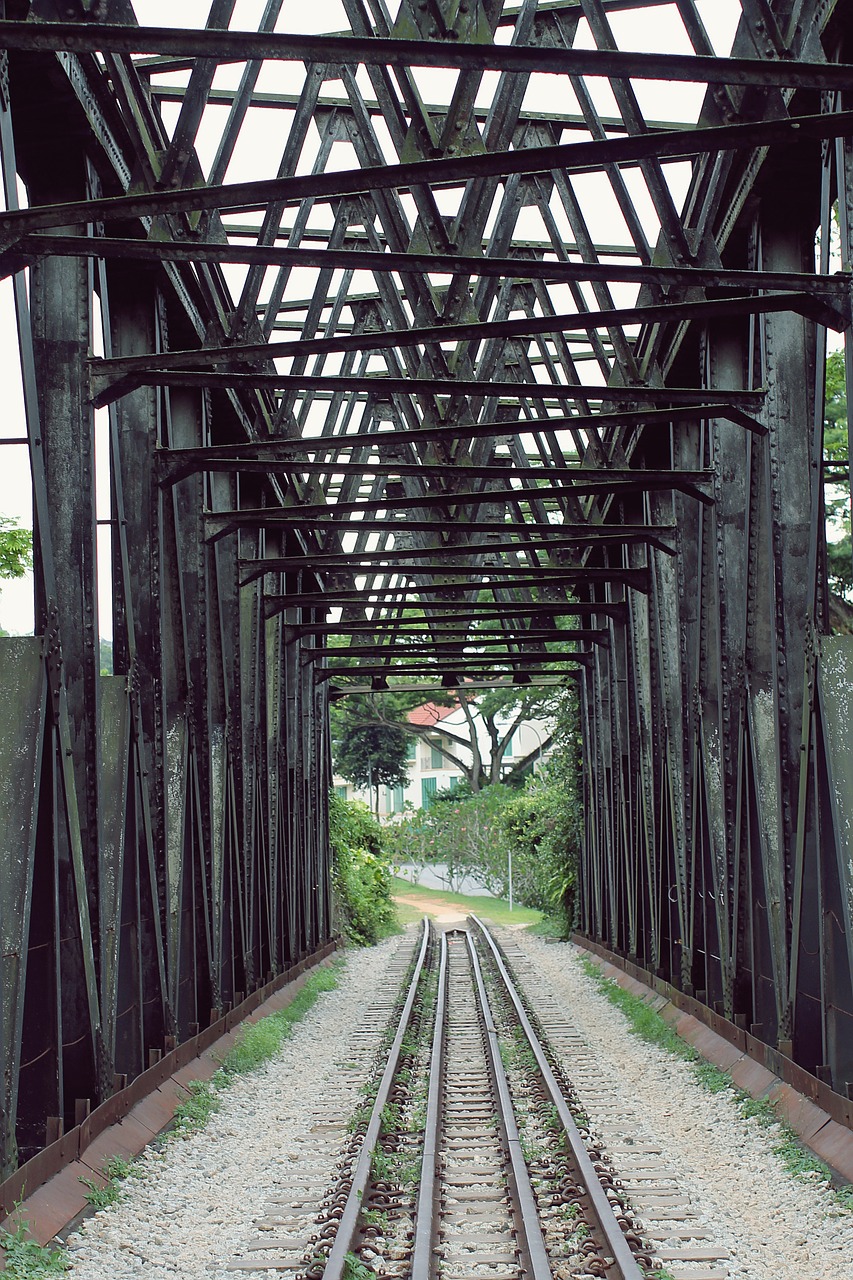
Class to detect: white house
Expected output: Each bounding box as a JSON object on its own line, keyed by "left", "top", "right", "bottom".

{"left": 333, "top": 697, "right": 553, "bottom": 818}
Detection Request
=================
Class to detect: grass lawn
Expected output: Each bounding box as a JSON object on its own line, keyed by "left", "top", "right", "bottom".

{"left": 391, "top": 875, "right": 543, "bottom": 929}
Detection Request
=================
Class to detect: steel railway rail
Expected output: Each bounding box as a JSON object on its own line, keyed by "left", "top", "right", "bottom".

{"left": 311, "top": 917, "right": 646, "bottom": 1280}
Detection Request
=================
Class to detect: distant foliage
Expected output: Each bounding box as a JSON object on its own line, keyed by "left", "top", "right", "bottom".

{"left": 0, "top": 516, "right": 33, "bottom": 581}
{"left": 824, "top": 349, "right": 852, "bottom": 596}
{"left": 99, "top": 637, "right": 113, "bottom": 675}
{"left": 332, "top": 694, "right": 412, "bottom": 792}
{"left": 328, "top": 793, "right": 396, "bottom": 945}
{"left": 500, "top": 763, "right": 581, "bottom": 925}
{"left": 387, "top": 784, "right": 514, "bottom": 894}
{"left": 386, "top": 688, "right": 582, "bottom": 932}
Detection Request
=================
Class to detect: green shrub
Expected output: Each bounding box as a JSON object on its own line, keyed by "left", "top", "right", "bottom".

{"left": 500, "top": 767, "right": 580, "bottom": 925}
{"left": 329, "top": 794, "right": 396, "bottom": 945}
{"left": 387, "top": 785, "right": 514, "bottom": 896}
{"left": 0, "top": 1220, "right": 67, "bottom": 1277}
{"left": 385, "top": 771, "right": 579, "bottom": 928}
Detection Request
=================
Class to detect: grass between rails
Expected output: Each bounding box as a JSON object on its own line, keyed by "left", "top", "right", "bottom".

{"left": 579, "top": 957, "right": 853, "bottom": 1213}
{"left": 0, "top": 958, "right": 347, "bottom": 1280}
{"left": 390, "top": 875, "right": 543, "bottom": 929}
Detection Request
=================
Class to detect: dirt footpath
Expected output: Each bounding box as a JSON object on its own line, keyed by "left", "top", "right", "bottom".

{"left": 392, "top": 892, "right": 469, "bottom": 924}
{"left": 392, "top": 893, "right": 530, "bottom": 931}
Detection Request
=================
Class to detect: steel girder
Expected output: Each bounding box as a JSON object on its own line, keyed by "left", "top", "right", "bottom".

{"left": 1, "top": 0, "right": 853, "bottom": 1177}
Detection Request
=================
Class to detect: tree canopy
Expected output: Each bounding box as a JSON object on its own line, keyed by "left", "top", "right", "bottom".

{"left": 332, "top": 694, "right": 412, "bottom": 793}
{"left": 0, "top": 516, "right": 32, "bottom": 581}
{"left": 330, "top": 672, "right": 554, "bottom": 793}
{"left": 824, "top": 349, "right": 852, "bottom": 596}
{"left": 385, "top": 685, "right": 581, "bottom": 930}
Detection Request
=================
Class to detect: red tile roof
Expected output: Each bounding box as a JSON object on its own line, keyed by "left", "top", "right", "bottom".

{"left": 407, "top": 701, "right": 458, "bottom": 726}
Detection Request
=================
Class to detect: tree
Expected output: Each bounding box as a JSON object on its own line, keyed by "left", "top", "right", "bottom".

{"left": 467, "top": 685, "right": 554, "bottom": 787}
{"left": 387, "top": 686, "right": 581, "bottom": 923}
{"left": 824, "top": 349, "right": 852, "bottom": 596}
{"left": 499, "top": 688, "right": 583, "bottom": 930}
{"left": 386, "top": 784, "right": 514, "bottom": 893}
{"left": 324, "top": 604, "right": 574, "bottom": 790}
{"left": 0, "top": 516, "right": 32, "bottom": 581}
{"left": 332, "top": 694, "right": 411, "bottom": 813}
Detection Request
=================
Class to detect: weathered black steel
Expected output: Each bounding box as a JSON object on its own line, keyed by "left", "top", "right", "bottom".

{"left": 5, "top": 232, "right": 852, "bottom": 297}
{"left": 1, "top": 0, "right": 853, "bottom": 1187}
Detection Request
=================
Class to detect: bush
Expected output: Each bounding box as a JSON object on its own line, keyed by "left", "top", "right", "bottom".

{"left": 328, "top": 794, "right": 396, "bottom": 945}
{"left": 386, "top": 769, "right": 579, "bottom": 930}
{"left": 386, "top": 785, "right": 514, "bottom": 895}
{"left": 500, "top": 766, "right": 580, "bottom": 931}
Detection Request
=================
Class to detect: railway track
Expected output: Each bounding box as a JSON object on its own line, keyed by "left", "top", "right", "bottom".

{"left": 229, "top": 918, "right": 722, "bottom": 1279}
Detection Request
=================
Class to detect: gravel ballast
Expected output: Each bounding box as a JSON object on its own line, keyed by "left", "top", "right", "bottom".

{"left": 60, "top": 925, "right": 853, "bottom": 1279}
{"left": 64, "top": 936, "right": 410, "bottom": 1280}
{"left": 511, "top": 931, "right": 853, "bottom": 1280}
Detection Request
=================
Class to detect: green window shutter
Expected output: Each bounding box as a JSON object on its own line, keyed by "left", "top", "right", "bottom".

{"left": 406, "top": 738, "right": 417, "bottom": 761}
{"left": 335, "top": 785, "right": 348, "bottom": 799}
{"left": 421, "top": 776, "right": 438, "bottom": 807}
{"left": 430, "top": 741, "right": 444, "bottom": 769}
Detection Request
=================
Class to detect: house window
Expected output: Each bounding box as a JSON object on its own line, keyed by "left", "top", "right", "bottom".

{"left": 430, "top": 740, "right": 444, "bottom": 769}
{"left": 335, "top": 785, "right": 348, "bottom": 799}
{"left": 503, "top": 733, "right": 514, "bottom": 758}
{"left": 406, "top": 738, "right": 417, "bottom": 761}
{"left": 393, "top": 784, "right": 405, "bottom": 812}
{"left": 421, "top": 776, "right": 438, "bottom": 807}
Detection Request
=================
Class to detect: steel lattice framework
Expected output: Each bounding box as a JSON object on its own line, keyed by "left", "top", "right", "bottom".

{"left": 1, "top": 0, "right": 853, "bottom": 1185}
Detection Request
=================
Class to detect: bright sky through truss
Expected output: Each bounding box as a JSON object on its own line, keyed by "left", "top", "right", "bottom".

{"left": 0, "top": 1, "right": 742, "bottom": 634}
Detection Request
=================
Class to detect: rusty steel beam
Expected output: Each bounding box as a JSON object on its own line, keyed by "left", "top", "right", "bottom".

{"left": 91, "top": 292, "right": 849, "bottom": 391}
{"left": 3, "top": 21, "right": 853, "bottom": 92}
{"left": 282, "top": 602, "right": 628, "bottom": 633}
{"left": 4, "top": 109, "right": 853, "bottom": 248}
{"left": 5, "top": 234, "right": 847, "bottom": 301}
{"left": 314, "top": 659, "right": 592, "bottom": 681}
{"left": 301, "top": 630, "right": 607, "bottom": 655}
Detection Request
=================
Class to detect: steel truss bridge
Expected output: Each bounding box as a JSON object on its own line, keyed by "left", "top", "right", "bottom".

{"left": 1, "top": 0, "right": 853, "bottom": 1189}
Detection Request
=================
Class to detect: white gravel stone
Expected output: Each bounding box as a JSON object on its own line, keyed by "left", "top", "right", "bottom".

{"left": 64, "top": 936, "right": 408, "bottom": 1280}
{"left": 510, "top": 930, "right": 853, "bottom": 1280}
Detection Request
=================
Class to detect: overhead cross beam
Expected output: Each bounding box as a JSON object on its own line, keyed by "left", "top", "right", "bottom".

{"left": 282, "top": 603, "right": 628, "bottom": 635}
{"left": 4, "top": 109, "right": 853, "bottom": 247}
{"left": 91, "top": 292, "right": 849, "bottom": 394}
{"left": 93, "top": 369, "right": 771, "bottom": 411}
{"left": 3, "top": 233, "right": 847, "bottom": 300}
{"left": 301, "top": 630, "right": 608, "bottom": 656}
{"left": 262, "top": 569, "right": 648, "bottom": 615}
{"left": 154, "top": 417, "right": 750, "bottom": 480}
{"left": 315, "top": 659, "right": 593, "bottom": 682}
{"left": 2, "top": 21, "right": 853, "bottom": 92}
{"left": 237, "top": 530, "right": 674, "bottom": 579}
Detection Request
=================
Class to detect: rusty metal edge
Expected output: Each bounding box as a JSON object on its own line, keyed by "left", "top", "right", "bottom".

{"left": 0, "top": 937, "right": 341, "bottom": 1223}
{"left": 572, "top": 933, "right": 853, "bottom": 1134}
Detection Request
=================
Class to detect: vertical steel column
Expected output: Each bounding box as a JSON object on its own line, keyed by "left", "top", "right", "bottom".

{"left": 103, "top": 262, "right": 172, "bottom": 1065}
